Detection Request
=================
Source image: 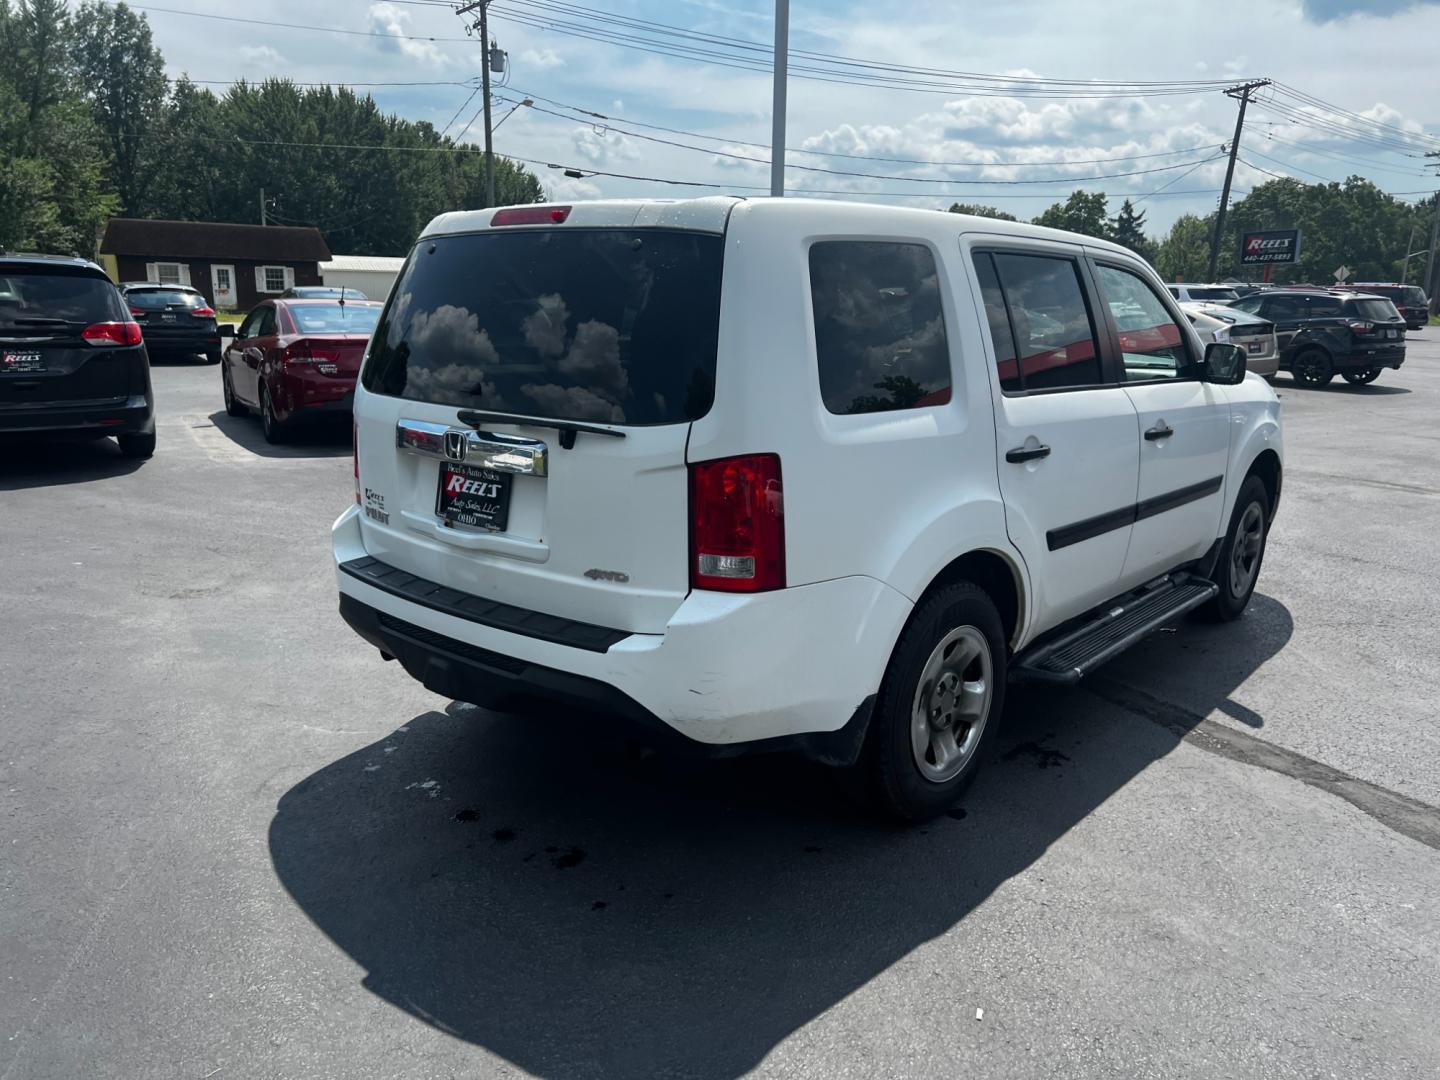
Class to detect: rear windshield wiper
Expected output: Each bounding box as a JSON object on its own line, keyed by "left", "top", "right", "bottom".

{"left": 456, "top": 409, "right": 627, "bottom": 450}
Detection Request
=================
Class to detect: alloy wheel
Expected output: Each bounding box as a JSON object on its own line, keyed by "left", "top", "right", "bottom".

{"left": 910, "top": 626, "right": 993, "bottom": 783}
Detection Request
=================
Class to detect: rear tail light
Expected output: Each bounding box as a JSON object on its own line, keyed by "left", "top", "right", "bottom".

{"left": 128, "top": 307, "right": 148, "bottom": 319}
{"left": 1349, "top": 321, "right": 1375, "bottom": 334}
{"left": 353, "top": 420, "right": 361, "bottom": 505}
{"left": 491, "top": 205, "right": 571, "bottom": 226}
{"left": 689, "top": 454, "right": 784, "bottom": 592}
{"left": 192, "top": 306, "right": 215, "bottom": 318}
{"left": 81, "top": 321, "right": 143, "bottom": 346}
{"left": 283, "top": 341, "right": 341, "bottom": 373}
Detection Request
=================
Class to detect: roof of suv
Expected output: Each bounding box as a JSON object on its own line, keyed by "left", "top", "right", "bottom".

{"left": 0, "top": 252, "right": 107, "bottom": 274}
{"left": 419, "top": 196, "right": 1143, "bottom": 258}
{"left": 122, "top": 281, "right": 202, "bottom": 291}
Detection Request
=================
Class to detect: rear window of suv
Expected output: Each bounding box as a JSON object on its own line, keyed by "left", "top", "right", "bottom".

{"left": 362, "top": 228, "right": 723, "bottom": 425}
{"left": 0, "top": 268, "right": 122, "bottom": 329}
{"left": 1350, "top": 298, "right": 1401, "bottom": 321}
{"left": 126, "top": 288, "right": 204, "bottom": 310}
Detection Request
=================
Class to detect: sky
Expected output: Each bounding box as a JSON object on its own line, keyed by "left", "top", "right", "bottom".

{"left": 135, "top": 0, "right": 1440, "bottom": 233}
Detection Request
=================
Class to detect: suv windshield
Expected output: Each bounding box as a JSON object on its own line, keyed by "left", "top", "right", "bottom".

{"left": 126, "top": 288, "right": 204, "bottom": 310}
{"left": 291, "top": 303, "right": 381, "bottom": 334}
{"left": 363, "top": 228, "right": 723, "bottom": 425}
{"left": 1351, "top": 298, "right": 1402, "bottom": 321}
{"left": 0, "top": 269, "right": 122, "bottom": 328}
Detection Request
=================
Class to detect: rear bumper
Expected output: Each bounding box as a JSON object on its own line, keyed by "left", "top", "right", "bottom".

{"left": 0, "top": 393, "right": 153, "bottom": 434}
{"left": 1334, "top": 345, "right": 1405, "bottom": 370}
{"left": 277, "top": 373, "right": 355, "bottom": 420}
{"left": 331, "top": 504, "right": 909, "bottom": 759}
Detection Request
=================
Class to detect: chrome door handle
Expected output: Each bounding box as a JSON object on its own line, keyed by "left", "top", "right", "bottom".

{"left": 1144, "top": 423, "right": 1174, "bottom": 441}
{"left": 1005, "top": 443, "right": 1051, "bottom": 463}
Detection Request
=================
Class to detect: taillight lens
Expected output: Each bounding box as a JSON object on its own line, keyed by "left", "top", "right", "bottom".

{"left": 192, "top": 305, "right": 215, "bottom": 318}
{"left": 353, "top": 419, "right": 361, "bottom": 505}
{"left": 689, "top": 454, "right": 784, "bottom": 592}
{"left": 1349, "top": 321, "right": 1374, "bottom": 334}
{"left": 81, "top": 321, "right": 143, "bottom": 346}
{"left": 128, "top": 307, "right": 148, "bottom": 319}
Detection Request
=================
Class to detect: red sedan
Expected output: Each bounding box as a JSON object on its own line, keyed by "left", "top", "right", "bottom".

{"left": 220, "top": 298, "right": 383, "bottom": 442}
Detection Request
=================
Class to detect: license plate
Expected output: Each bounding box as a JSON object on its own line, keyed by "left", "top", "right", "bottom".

{"left": 160, "top": 313, "right": 177, "bottom": 322}
{"left": 1385, "top": 328, "right": 1396, "bottom": 339}
{"left": 1, "top": 351, "right": 46, "bottom": 373}
{"left": 436, "top": 462, "right": 511, "bottom": 532}
{"left": 1246, "top": 341, "right": 1263, "bottom": 354}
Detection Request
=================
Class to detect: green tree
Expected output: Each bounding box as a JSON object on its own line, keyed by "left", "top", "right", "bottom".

{"left": 1154, "top": 213, "right": 1213, "bottom": 282}
{"left": 71, "top": 0, "right": 168, "bottom": 214}
{"left": 948, "top": 202, "right": 1017, "bottom": 221}
{"left": 1109, "top": 198, "right": 1154, "bottom": 262}
{"left": 1033, "top": 190, "right": 1111, "bottom": 239}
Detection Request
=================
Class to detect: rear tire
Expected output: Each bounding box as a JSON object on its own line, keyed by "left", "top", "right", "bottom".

{"left": 205, "top": 348, "right": 222, "bottom": 366}
{"left": 1198, "top": 475, "right": 1269, "bottom": 622}
{"left": 1341, "top": 367, "right": 1381, "bottom": 385}
{"left": 855, "top": 582, "right": 1006, "bottom": 822}
{"left": 1291, "top": 349, "right": 1334, "bottom": 387}
{"left": 117, "top": 432, "right": 155, "bottom": 460}
{"left": 260, "top": 383, "right": 285, "bottom": 444}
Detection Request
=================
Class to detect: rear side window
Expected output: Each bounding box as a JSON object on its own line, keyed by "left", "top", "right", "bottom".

{"left": 126, "top": 288, "right": 203, "bottom": 310}
{"left": 809, "top": 241, "right": 951, "bottom": 414}
{"left": 1402, "top": 286, "right": 1426, "bottom": 306}
{"left": 1263, "top": 295, "right": 1304, "bottom": 319}
{"left": 0, "top": 270, "right": 122, "bottom": 328}
{"left": 988, "top": 252, "right": 1102, "bottom": 391}
{"left": 289, "top": 303, "right": 382, "bottom": 335}
{"left": 1352, "top": 298, "right": 1400, "bottom": 321}
{"left": 1307, "top": 296, "right": 1343, "bottom": 318}
{"left": 364, "top": 229, "right": 723, "bottom": 425}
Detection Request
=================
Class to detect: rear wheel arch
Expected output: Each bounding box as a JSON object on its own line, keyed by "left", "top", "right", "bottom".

{"left": 1244, "top": 449, "right": 1282, "bottom": 525}
{"left": 916, "top": 549, "right": 1025, "bottom": 651}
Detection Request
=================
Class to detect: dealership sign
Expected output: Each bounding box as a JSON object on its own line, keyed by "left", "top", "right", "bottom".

{"left": 1240, "top": 229, "right": 1302, "bottom": 265}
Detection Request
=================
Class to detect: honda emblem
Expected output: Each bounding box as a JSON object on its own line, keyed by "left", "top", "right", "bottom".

{"left": 444, "top": 430, "right": 468, "bottom": 462}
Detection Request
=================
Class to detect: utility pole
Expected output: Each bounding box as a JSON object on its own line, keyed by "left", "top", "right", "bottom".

{"left": 457, "top": 0, "right": 497, "bottom": 206}
{"left": 1208, "top": 79, "right": 1271, "bottom": 282}
{"left": 260, "top": 187, "right": 267, "bottom": 227}
{"left": 1425, "top": 152, "right": 1439, "bottom": 317}
{"left": 770, "top": 0, "right": 789, "bottom": 197}
{"left": 1400, "top": 222, "right": 1417, "bottom": 284}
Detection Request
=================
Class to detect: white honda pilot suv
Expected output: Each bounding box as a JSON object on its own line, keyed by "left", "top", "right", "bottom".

{"left": 334, "top": 198, "right": 1282, "bottom": 820}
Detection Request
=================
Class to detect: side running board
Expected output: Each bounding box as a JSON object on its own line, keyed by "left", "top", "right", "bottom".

{"left": 1011, "top": 573, "right": 1218, "bottom": 684}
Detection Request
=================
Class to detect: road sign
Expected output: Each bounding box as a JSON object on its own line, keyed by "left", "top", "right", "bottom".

{"left": 1333, "top": 265, "right": 1351, "bottom": 283}
{"left": 1240, "top": 228, "right": 1301, "bottom": 266}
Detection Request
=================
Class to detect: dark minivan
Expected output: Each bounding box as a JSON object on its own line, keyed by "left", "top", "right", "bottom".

{"left": 122, "top": 282, "right": 223, "bottom": 363}
{"left": 1332, "top": 283, "right": 1430, "bottom": 330}
{"left": 0, "top": 254, "right": 155, "bottom": 458}
{"left": 1230, "top": 288, "right": 1407, "bottom": 387}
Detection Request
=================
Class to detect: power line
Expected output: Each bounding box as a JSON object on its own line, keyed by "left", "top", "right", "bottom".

{"left": 505, "top": 87, "right": 1224, "bottom": 168}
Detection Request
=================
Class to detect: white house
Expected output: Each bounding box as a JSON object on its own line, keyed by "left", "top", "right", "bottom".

{"left": 319, "top": 254, "right": 406, "bottom": 303}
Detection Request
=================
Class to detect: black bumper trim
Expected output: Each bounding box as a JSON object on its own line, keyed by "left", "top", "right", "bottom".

{"left": 338, "top": 595, "right": 876, "bottom": 766}
{"left": 339, "top": 555, "right": 629, "bottom": 652}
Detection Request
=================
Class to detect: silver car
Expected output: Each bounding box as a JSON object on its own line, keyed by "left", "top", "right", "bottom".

{"left": 1182, "top": 302, "right": 1279, "bottom": 378}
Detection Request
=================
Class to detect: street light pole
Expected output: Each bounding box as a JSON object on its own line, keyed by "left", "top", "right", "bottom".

{"left": 770, "top": 0, "right": 788, "bottom": 197}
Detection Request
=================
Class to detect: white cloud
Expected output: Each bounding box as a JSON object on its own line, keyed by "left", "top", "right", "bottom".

{"left": 519, "top": 47, "right": 564, "bottom": 70}
{"left": 571, "top": 126, "right": 641, "bottom": 165}
{"left": 366, "top": 3, "right": 449, "bottom": 69}
{"left": 238, "top": 45, "right": 285, "bottom": 67}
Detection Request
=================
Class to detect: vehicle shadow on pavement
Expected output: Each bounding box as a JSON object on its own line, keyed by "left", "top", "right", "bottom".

{"left": 1288, "top": 382, "right": 1411, "bottom": 396}
{"left": 0, "top": 436, "right": 145, "bottom": 490}
{"left": 204, "top": 410, "right": 351, "bottom": 458}
{"left": 269, "top": 595, "right": 1292, "bottom": 1080}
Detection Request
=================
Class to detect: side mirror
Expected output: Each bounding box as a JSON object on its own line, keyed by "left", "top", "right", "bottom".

{"left": 218, "top": 324, "right": 235, "bottom": 338}
{"left": 1203, "top": 342, "right": 1246, "bottom": 385}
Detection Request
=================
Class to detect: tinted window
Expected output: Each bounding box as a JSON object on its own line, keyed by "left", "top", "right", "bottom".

{"left": 1231, "top": 296, "right": 1263, "bottom": 315}
{"left": 1352, "top": 298, "right": 1401, "bottom": 321}
{"left": 1402, "top": 286, "right": 1427, "bottom": 307}
{"left": 810, "top": 241, "right": 951, "bottom": 414}
{"left": 1188, "top": 287, "right": 1239, "bottom": 301}
{"left": 126, "top": 288, "right": 203, "bottom": 310}
{"left": 1307, "top": 296, "right": 1343, "bottom": 318}
{"left": 972, "top": 253, "right": 1020, "bottom": 392}
{"left": 1263, "top": 295, "right": 1305, "bottom": 319}
{"left": 365, "top": 230, "right": 722, "bottom": 425}
{"left": 255, "top": 307, "right": 277, "bottom": 337}
{"left": 1094, "top": 264, "right": 1189, "bottom": 379}
{"left": 0, "top": 269, "right": 121, "bottom": 328}
{"left": 289, "top": 303, "right": 382, "bottom": 335}
{"left": 991, "top": 253, "right": 1102, "bottom": 391}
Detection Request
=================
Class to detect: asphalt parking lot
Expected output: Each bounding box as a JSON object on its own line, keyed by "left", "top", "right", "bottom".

{"left": 4, "top": 339, "right": 1440, "bottom": 1079}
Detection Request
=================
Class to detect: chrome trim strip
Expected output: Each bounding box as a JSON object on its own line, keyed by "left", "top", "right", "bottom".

{"left": 396, "top": 419, "right": 548, "bottom": 477}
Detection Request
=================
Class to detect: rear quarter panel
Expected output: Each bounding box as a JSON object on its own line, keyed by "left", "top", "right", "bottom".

{"left": 688, "top": 201, "right": 1026, "bottom": 642}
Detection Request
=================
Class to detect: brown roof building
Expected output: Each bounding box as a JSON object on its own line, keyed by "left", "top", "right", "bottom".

{"left": 99, "top": 219, "right": 332, "bottom": 311}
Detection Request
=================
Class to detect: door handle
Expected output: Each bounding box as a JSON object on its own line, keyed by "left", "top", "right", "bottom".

{"left": 1145, "top": 423, "right": 1174, "bottom": 441}
{"left": 1005, "top": 443, "right": 1051, "bottom": 463}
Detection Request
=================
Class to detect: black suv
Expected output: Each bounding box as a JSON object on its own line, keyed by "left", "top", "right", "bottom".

{"left": 1, "top": 254, "right": 155, "bottom": 458}
{"left": 1229, "top": 289, "right": 1407, "bottom": 387}
{"left": 121, "top": 282, "right": 222, "bottom": 363}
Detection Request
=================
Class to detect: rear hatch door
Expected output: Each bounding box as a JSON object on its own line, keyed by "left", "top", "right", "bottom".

{"left": 126, "top": 287, "right": 214, "bottom": 347}
{"left": 1, "top": 266, "right": 136, "bottom": 406}
{"left": 353, "top": 215, "right": 725, "bottom": 635}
